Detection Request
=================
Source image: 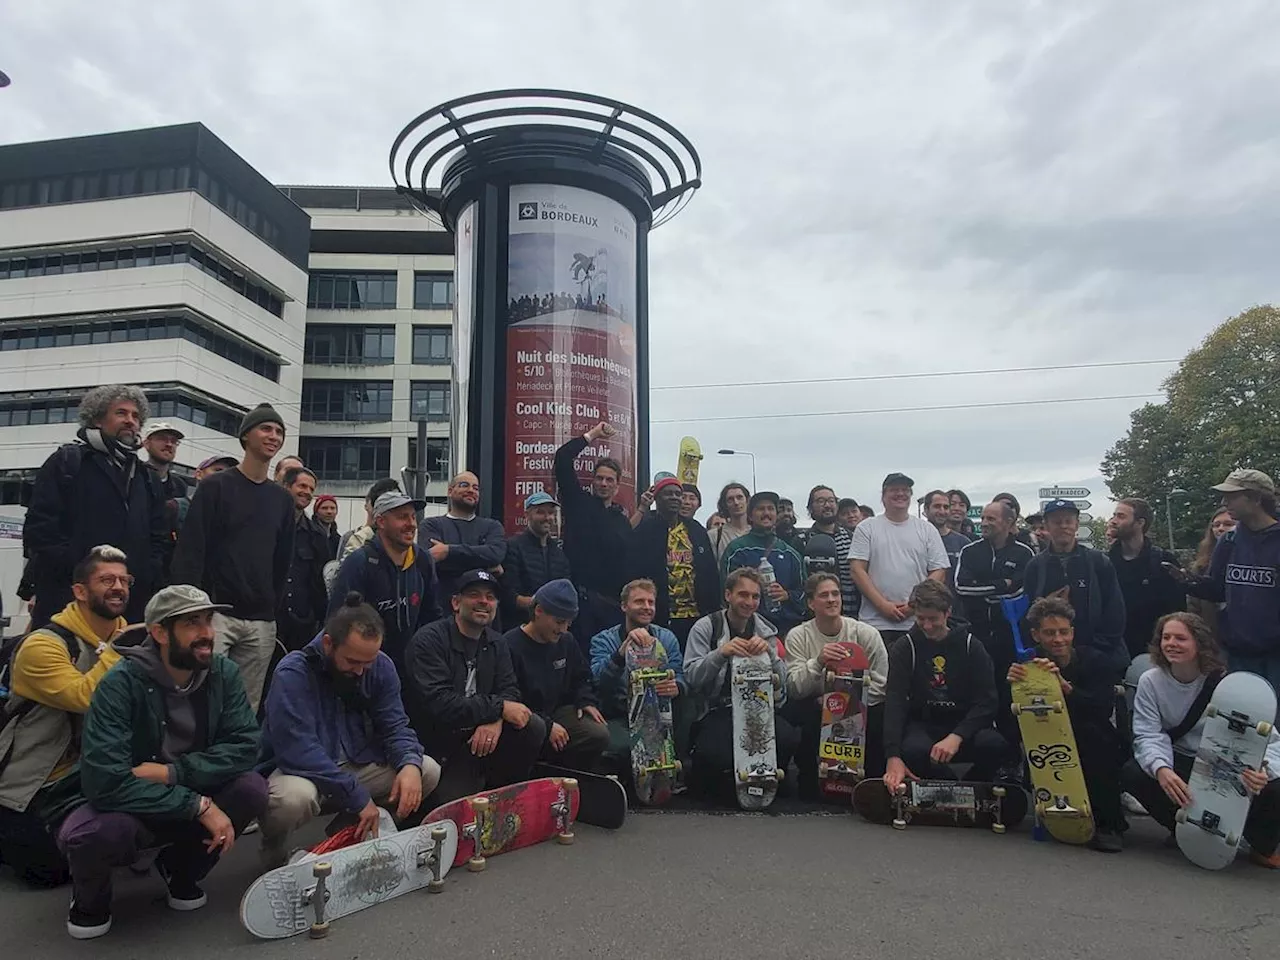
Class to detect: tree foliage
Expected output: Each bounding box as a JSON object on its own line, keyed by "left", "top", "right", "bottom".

{"left": 1101, "top": 305, "right": 1280, "bottom": 549}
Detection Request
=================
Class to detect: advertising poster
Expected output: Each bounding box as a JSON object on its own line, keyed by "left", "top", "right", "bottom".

{"left": 451, "top": 200, "right": 476, "bottom": 487}
{"left": 504, "top": 184, "right": 638, "bottom": 533}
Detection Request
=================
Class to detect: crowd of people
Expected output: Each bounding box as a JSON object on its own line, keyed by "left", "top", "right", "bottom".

{"left": 1, "top": 387, "right": 1279, "bottom": 940}
{"left": 506, "top": 291, "right": 619, "bottom": 323}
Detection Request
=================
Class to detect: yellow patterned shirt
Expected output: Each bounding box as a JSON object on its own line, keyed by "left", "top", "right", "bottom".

{"left": 667, "top": 521, "right": 698, "bottom": 619}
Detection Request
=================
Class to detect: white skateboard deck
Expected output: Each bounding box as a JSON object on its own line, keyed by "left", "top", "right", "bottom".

{"left": 1176, "top": 672, "right": 1277, "bottom": 870}
{"left": 731, "top": 651, "right": 781, "bottom": 811}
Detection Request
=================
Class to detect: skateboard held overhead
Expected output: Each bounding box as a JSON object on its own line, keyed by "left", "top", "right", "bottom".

{"left": 676, "top": 436, "right": 703, "bottom": 486}
{"left": 853, "top": 778, "right": 1029, "bottom": 832}
{"left": 1176, "top": 671, "right": 1277, "bottom": 870}
{"left": 732, "top": 650, "right": 783, "bottom": 810}
{"left": 423, "top": 777, "right": 579, "bottom": 872}
{"left": 626, "top": 638, "right": 680, "bottom": 805}
{"left": 534, "top": 762, "right": 627, "bottom": 829}
{"left": 817, "top": 644, "right": 870, "bottom": 798}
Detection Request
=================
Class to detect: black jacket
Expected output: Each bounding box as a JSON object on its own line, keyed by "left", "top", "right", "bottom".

{"left": 406, "top": 617, "right": 521, "bottom": 748}
{"left": 328, "top": 536, "right": 443, "bottom": 674}
{"left": 418, "top": 513, "right": 508, "bottom": 611}
{"left": 23, "top": 439, "right": 167, "bottom": 625}
{"left": 280, "top": 514, "right": 330, "bottom": 644}
{"left": 504, "top": 530, "right": 573, "bottom": 622}
{"left": 1043, "top": 643, "right": 1122, "bottom": 731}
{"left": 1108, "top": 539, "right": 1185, "bottom": 659}
{"left": 954, "top": 537, "right": 1036, "bottom": 640}
{"left": 553, "top": 436, "right": 632, "bottom": 598}
{"left": 503, "top": 626, "right": 598, "bottom": 736}
{"left": 1024, "top": 545, "right": 1128, "bottom": 679}
{"left": 625, "top": 513, "right": 722, "bottom": 626}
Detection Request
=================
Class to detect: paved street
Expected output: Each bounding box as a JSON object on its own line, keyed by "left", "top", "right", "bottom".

{"left": 2, "top": 810, "right": 1276, "bottom": 959}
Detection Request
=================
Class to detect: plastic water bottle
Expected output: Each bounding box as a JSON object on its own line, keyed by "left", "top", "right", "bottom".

{"left": 758, "top": 556, "right": 779, "bottom": 613}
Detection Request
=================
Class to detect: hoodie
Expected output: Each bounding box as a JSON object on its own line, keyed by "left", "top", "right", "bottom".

{"left": 1184, "top": 523, "right": 1280, "bottom": 656}
{"left": 119, "top": 637, "right": 211, "bottom": 785}
{"left": 683, "top": 611, "right": 786, "bottom": 720}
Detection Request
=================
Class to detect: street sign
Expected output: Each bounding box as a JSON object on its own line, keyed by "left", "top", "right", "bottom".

{"left": 1039, "top": 486, "right": 1091, "bottom": 499}
{"left": 1076, "top": 526, "right": 1094, "bottom": 541}
{"left": 1041, "top": 499, "right": 1092, "bottom": 512}
{"left": 966, "top": 506, "right": 983, "bottom": 519}
{"left": 1078, "top": 512, "right": 1093, "bottom": 523}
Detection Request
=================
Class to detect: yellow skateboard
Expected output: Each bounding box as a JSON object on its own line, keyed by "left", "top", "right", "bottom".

{"left": 676, "top": 436, "right": 703, "bottom": 486}
{"left": 1010, "top": 662, "right": 1094, "bottom": 844}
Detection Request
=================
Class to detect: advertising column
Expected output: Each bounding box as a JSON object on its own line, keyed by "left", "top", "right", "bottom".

{"left": 504, "top": 184, "right": 638, "bottom": 534}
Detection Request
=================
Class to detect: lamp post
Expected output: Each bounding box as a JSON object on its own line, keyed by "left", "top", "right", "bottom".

{"left": 717, "top": 449, "right": 757, "bottom": 492}
{"left": 1166, "top": 487, "right": 1188, "bottom": 550}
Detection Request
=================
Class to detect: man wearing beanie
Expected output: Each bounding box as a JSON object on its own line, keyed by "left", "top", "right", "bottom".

{"left": 503, "top": 579, "right": 608, "bottom": 770}
{"left": 172, "top": 402, "right": 296, "bottom": 711}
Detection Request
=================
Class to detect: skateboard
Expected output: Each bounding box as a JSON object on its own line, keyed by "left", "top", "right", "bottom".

{"left": 1176, "top": 672, "right": 1277, "bottom": 870}
{"left": 626, "top": 638, "right": 680, "bottom": 805}
{"left": 422, "top": 776, "right": 578, "bottom": 872}
{"left": 817, "top": 644, "right": 870, "bottom": 798}
{"left": 853, "top": 778, "right": 1029, "bottom": 832}
{"left": 1011, "top": 661, "right": 1094, "bottom": 844}
{"left": 240, "top": 818, "right": 458, "bottom": 939}
{"left": 676, "top": 436, "right": 703, "bottom": 486}
{"left": 534, "top": 762, "right": 627, "bottom": 828}
{"left": 731, "top": 650, "right": 784, "bottom": 810}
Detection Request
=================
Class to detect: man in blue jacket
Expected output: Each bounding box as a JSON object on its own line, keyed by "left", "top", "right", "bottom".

{"left": 257, "top": 594, "right": 441, "bottom": 868}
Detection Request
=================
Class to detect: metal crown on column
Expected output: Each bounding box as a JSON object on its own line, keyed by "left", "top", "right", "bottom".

{"left": 390, "top": 89, "right": 701, "bottom": 532}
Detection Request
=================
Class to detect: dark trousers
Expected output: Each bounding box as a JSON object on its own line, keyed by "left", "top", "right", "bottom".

{"left": 1074, "top": 720, "right": 1127, "bottom": 832}
{"left": 667, "top": 617, "right": 699, "bottom": 657}
{"left": 0, "top": 805, "right": 68, "bottom": 887}
{"left": 899, "top": 721, "right": 1011, "bottom": 782}
{"left": 431, "top": 714, "right": 548, "bottom": 804}
{"left": 691, "top": 706, "right": 801, "bottom": 795}
{"left": 1120, "top": 755, "right": 1280, "bottom": 855}
{"left": 540, "top": 705, "right": 610, "bottom": 769}
{"left": 975, "top": 621, "right": 1020, "bottom": 745}
{"left": 571, "top": 589, "right": 623, "bottom": 658}
{"left": 780, "top": 698, "right": 887, "bottom": 782}
{"left": 56, "top": 772, "right": 266, "bottom": 917}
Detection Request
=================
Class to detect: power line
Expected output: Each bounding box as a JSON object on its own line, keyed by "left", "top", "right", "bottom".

{"left": 651, "top": 358, "right": 1177, "bottom": 391}
{"left": 652, "top": 393, "right": 1163, "bottom": 425}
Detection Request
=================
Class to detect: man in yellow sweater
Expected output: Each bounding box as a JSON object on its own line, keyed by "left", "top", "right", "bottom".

{"left": 0, "top": 545, "right": 129, "bottom": 886}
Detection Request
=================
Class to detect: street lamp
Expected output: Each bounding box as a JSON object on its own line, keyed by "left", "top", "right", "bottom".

{"left": 1166, "top": 488, "right": 1188, "bottom": 550}
{"left": 717, "top": 449, "right": 757, "bottom": 492}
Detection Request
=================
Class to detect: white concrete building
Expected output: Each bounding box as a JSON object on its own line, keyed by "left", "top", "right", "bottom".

{"left": 0, "top": 123, "right": 310, "bottom": 628}
{"left": 279, "top": 185, "right": 454, "bottom": 521}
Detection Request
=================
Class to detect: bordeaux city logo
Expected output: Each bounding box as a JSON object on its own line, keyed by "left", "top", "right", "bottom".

{"left": 518, "top": 202, "right": 538, "bottom": 220}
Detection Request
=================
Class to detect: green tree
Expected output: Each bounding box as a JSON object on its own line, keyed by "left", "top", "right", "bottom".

{"left": 1101, "top": 305, "right": 1280, "bottom": 549}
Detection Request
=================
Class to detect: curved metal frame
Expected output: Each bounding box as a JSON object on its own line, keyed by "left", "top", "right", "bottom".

{"left": 389, "top": 88, "right": 701, "bottom": 227}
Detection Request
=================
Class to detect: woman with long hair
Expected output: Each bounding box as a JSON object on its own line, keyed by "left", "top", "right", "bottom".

{"left": 1120, "top": 612, "right": 1280, "bottom": 868}
{"left": 1186, "top": 509, "right": 1236, "bottom": 637}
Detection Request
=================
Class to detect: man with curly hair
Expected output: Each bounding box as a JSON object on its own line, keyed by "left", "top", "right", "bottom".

{"left": 23, "top": 385, "right": 168, "bottom": 626}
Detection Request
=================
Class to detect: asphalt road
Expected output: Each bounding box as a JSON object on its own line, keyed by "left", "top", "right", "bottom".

{"left": 3, "top": 811, "right": 1276, "bottom": 959}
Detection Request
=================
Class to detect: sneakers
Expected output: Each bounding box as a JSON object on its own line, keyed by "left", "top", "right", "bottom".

{"left": 1249, "top": 849, "right": 1280, "bottom": 869}
{"left": 66, "top": 900, "right": 112, "bottom": 940}
{"left": 1089, "top": 829, "right": 1124, "bottom": 853}
{"left": 156, "top": 861, "right": 207, "bottom": 911}
{"left": 1121, "top": 792, "right": 1149, "bottom": 816}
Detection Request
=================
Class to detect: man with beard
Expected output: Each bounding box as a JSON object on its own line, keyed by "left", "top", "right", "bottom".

{"left": 419, "top": 472, "right": 508, "bottom": 615}
{"left": 721, "top": 492, "right": 807, "bottom": 638}
{"left": 505, "top": 492, "right": 573, "bottom": 625}
{"left": 140, "top": 421, "right": 189, "bottom": 583}
{"left": 277, "top": 467, "right": 331, "bottom": 655}
{"left": 23, "top": 385, "right": 168, "bottom": 626}
{"left": 57, "top": 585, "right": 267, "bottom": 940}
{"left": 329, "top": 492, "right": 442, "bottom": 678}
{"left": 1107, "top": 498, "right": 1185, "bottom": 659}
{"left": 776, "top": 498, "right": 802, "bottom": 551}
{"left": 0, "top": 546, "right": 129, "bottom": 888}
{"left": 406, "top": 571, "right": 543, "bottom": 802}
{"left": 257, "top": 593, "right": 442, "bottom": 868}
{"left": 925, "top": 489, "right": 973, "bottom": 586}
{"left": 172, "top": 403, "right": 296, "bottom": 711}
{"left": 312, "top": 494, "right": 340, "bottom": 560}
{"left": 797, "top": 485, "right": 860, "bottom": 619}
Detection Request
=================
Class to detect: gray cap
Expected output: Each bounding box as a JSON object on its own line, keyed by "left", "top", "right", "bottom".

{"left": 144, "top": 584, "right": 231, "bottom": 624}
{"left": 1211, "top": 468, "right": 1275, "bottom": 495}
{"left": 372, "top": 491, "right": 425, "bottom": 519}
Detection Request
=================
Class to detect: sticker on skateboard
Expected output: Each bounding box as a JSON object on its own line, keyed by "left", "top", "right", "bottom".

{"left": 817, "top": 644, "right": 870, "bottom": 797}
{"left": 732, "top": 650, "right": 783, "bottom": 810}
{"left": 853, "top": 777, "right": 1029, "bottom": 832}
{"left": 423, "top": 777, "right": 578, "bottom": 872}
{"left": 627, "top": 637, "right": 680, "bottom": 805}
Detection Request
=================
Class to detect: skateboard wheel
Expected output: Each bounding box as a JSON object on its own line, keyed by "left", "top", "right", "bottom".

{"left": 556, "top": 830, "right": 576, "bottom": 845}
{"left": 1010, "top": 703, "right": 1022, "bottom": 716}
{"left": 1226, "top": 832, "right": 1239, "bottom": 846}
{"left": 1258, "top": 721, "right": 1273, "bottom": 738}
{"left": 825, "top": 671, "right": 835, "bottom": 684}
{"left": 472, "top": 796, "right": 490, "bottom": 812}
{"left": 1175, "top": 807, "right": 1188, "bottom": 824}
{"left": 674, "top": 760, "right": 683, "bottom": 774}
{"left": 428, "top": 878, "right": 445, "bottom": 894}
{"left": 818, "top": 762, "right": 828, "bottom": 776}
{"left": 467, "top": 856, "right": 486, "bottom": 873}
{"left": 309, "top": 921, "right": 330, "bottom": 939}
{"left": 775, "top": 769, "right": 785, "bottom": 782}
{"left": 992, "top": 786, "right": 1006, "bottom": 798}
{"left": 992, "top": 823, "right": 1006, "bottom": 835}
{"left": 430, "top": 826, "right": 447, "bottom": 842}
{"left": 1052, "top": 701, "right": 1064, "bottom": 714}
{"left": 313, "top": 861, "right": 332, "bottom": 878}
{"left": 892, "top": 818, "right": 907, "bottom": 830}
{"left": 564, "top": 777, "right": 579, "bottom": 791}
{"left": 665, "top": 669, "right": 675, "bottom": 681}
{"left": 1205, "top": 704, "right": 1218, "bottom": 719}
{"left": 738, "top": 770, "right": 748, "bottom": 782}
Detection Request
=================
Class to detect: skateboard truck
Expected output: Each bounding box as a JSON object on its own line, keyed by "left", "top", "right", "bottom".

{"left": 466, "top": 797, "right": 490, "bottom": 872}
{"left": 306, "top": 861, "right": 332, "bottom": 939}
{"left": 891, "top": 784, "right": 909, "bottom": 830}
{"left": 990, "top": 786, "right": 1007, "bottom": 835}
{"left": 416, "top": 826, "right": 448, "bottom": 893}
{"left": 553, "top": 779, "right": 578, "bottom": 845}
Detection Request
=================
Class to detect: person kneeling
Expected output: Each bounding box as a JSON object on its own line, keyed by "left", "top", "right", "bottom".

{"left": 504, "top": 579, "right": 609, "bottom": 770}
{"left": 58, "top": 585, "right": 267, "bottom": 940}
{"left": 1009, "top": 597, "right": 1127, "bottom": 852}
{"left": 1122, "top": 612, "right": 1280, "bottom": 868}
{"left": 883, "top": 580, "right": 1011, "bottom": 793}
{"left": 257, "top": 593, "right": 443, "bottom": 867}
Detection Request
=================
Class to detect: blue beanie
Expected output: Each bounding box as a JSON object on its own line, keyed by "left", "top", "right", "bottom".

{"left": 533, "top": 579, "right": 579, "bottom": 620}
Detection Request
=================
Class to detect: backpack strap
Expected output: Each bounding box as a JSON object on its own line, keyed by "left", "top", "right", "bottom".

{"left": 1166, "top": 672, "right": 1224, "bottom": 744}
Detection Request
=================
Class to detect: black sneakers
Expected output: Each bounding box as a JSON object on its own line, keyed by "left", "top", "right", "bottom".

{"left": 156, "top": 861, "right": 208, "bottom": 911}
{"left": 66, "top": 900, "right": 112, "bottom": 940}
{"left": 1090, "top": 829, "right": 1124, "bottom": 853}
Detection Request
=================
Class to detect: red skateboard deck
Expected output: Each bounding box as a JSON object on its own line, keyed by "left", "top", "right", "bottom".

{"left": 422, "top": 777, "right": 579, "bottom": 871}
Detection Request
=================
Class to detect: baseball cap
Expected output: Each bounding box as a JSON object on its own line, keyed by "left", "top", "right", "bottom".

{"left": 145, "top": 584, "right": 231, "bottom": 624}
{"left": 882, "top": 472, "right": 914, "bottom": 489}
{"left": 653, "top": 476, "right": 683, "bottom": 495}
{"left": 197, "top": 454, "right": 239, "bottom": 471}
{"left": 142, "top": 421, "right": 185, "bottom": 441}
{"left": 524, "top": 491, "right": 560, "bottom": 510}
{"left": 455, "top": 569, "right": 500, "bottom": 595}
{"left": 1042, "top": 498, "right": 1080, "bottom": 517}
{"left": 1211, "top": 468, "right": 1275, "bottom": 495}
{"left": 372, "top": 491, "right": 425, "bottom": 519}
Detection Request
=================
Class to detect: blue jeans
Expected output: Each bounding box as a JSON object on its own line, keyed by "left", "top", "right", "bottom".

{"left": 1227, "top": 651, "right": 1280, "bottom": 719}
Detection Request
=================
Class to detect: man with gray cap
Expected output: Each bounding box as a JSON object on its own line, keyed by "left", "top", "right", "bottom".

{"left": 504, "top": 579, "right": 608, "bottom": 768}
{"left": 1174, "top": 469, "right": 1280, "bottom": 692}
{"left": 504, "top": 491, "right": 573, "bottom": 625}
{"left": 172, "top": 403, "right": 295, "bottom": 710}
{"left": 329, "top": 490, "right": 443, "bottom": 677}
{"left": 57, "top": 584, "right": 266, "bottom": 940}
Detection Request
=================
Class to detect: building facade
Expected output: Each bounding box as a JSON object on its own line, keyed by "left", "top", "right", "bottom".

{"left": 0, "top": 123, "right": 310, "bottom": 624}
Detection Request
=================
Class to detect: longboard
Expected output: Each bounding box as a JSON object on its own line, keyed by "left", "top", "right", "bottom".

{"left": 676, "top": 436, "right": 703, "bottom": 486}
{"left": 1176, "top": 672, "right": 1277, "bottom": 870}
{"left": 1011, "top": 662, "right": 1094, "bottom": 844}
{"left": 422, "top": 777, "right": 578, "bottom": 871}
{"left": 817, "top": 645, "right": 870, "bottom": 798}
{"left": 853, "top": 777, "right": 1029, "bottom": 832}
{"left": 731, "top": 650, "right": 783, "bottom": 810}
{"left": 240, "top": 819, "right": 458, "bottom": 939}
{"left": 626, "top": 638, "right": 680, "bottom": 805}
{"left": 534, "top": 762, "right": 627, "bottom": 828}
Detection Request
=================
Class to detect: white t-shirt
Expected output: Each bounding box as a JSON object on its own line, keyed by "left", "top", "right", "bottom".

{"left": 847, "top": 514, "right": 950, "bottom": 630}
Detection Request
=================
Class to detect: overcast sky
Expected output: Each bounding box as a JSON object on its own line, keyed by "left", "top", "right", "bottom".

{"left": 4, "top": 1, "right": 1277, "bottom": 523}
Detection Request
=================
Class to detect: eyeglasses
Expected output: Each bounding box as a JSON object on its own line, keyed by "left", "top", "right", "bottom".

{"left": 91, "top": 574, "right": 135, "bottom": 588}
{"left": 812, "top": 497, "right": 837, "bottom": 505}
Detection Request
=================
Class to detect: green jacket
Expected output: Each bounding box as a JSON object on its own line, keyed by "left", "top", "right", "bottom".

{"left": 79, "top": 653, "right": 259, "bottom": 820}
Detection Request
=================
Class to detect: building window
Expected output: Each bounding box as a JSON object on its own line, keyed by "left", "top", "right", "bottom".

{"left": 304, "top": 324, "right": 396, "bottom": 365}
{"left": 413, "top": 272, "right": 454, "bottom": 309}
{"left": 300, "top": 437, "right": 392, "bottom": 482}
{"left": 307, "top": 271, "right": 398, "bottom": 310}
{"left": 411, "top": 326, "right": 451, "bottom": 364}
{"left": 0, "top": 385, "right": 246, "bottom": 437}
{"left": 300, "top": 380, "right": 394, "bottom": 422}
{"left": 0, "top": 313, "right": 280, "bottom": 382}
{"left": 410, "top": 381, "right": 451, "bottom": 422}
{"left": 407, "top": 436, "right": 451, "bottom": 480}
{"left": 0, "top": 236, "right": 285, "bottom": 318}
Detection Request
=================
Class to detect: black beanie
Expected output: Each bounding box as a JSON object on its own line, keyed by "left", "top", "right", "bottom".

{"left": 238, "top": 402, "right": 285, "bottom": 442}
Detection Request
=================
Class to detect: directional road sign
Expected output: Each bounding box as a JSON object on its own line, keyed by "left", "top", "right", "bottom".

{"left": 1039, "top": 486, "right": 1091, "bottom": 499}
{"left": 1076, "top": 526, "right": 1094, "bottom": 541}
{"left": 1041, "top": 499, "right": 1092, "bottom": 512}
{"left": 1078, "top": 512, "right": 1094, "bottom": 523}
